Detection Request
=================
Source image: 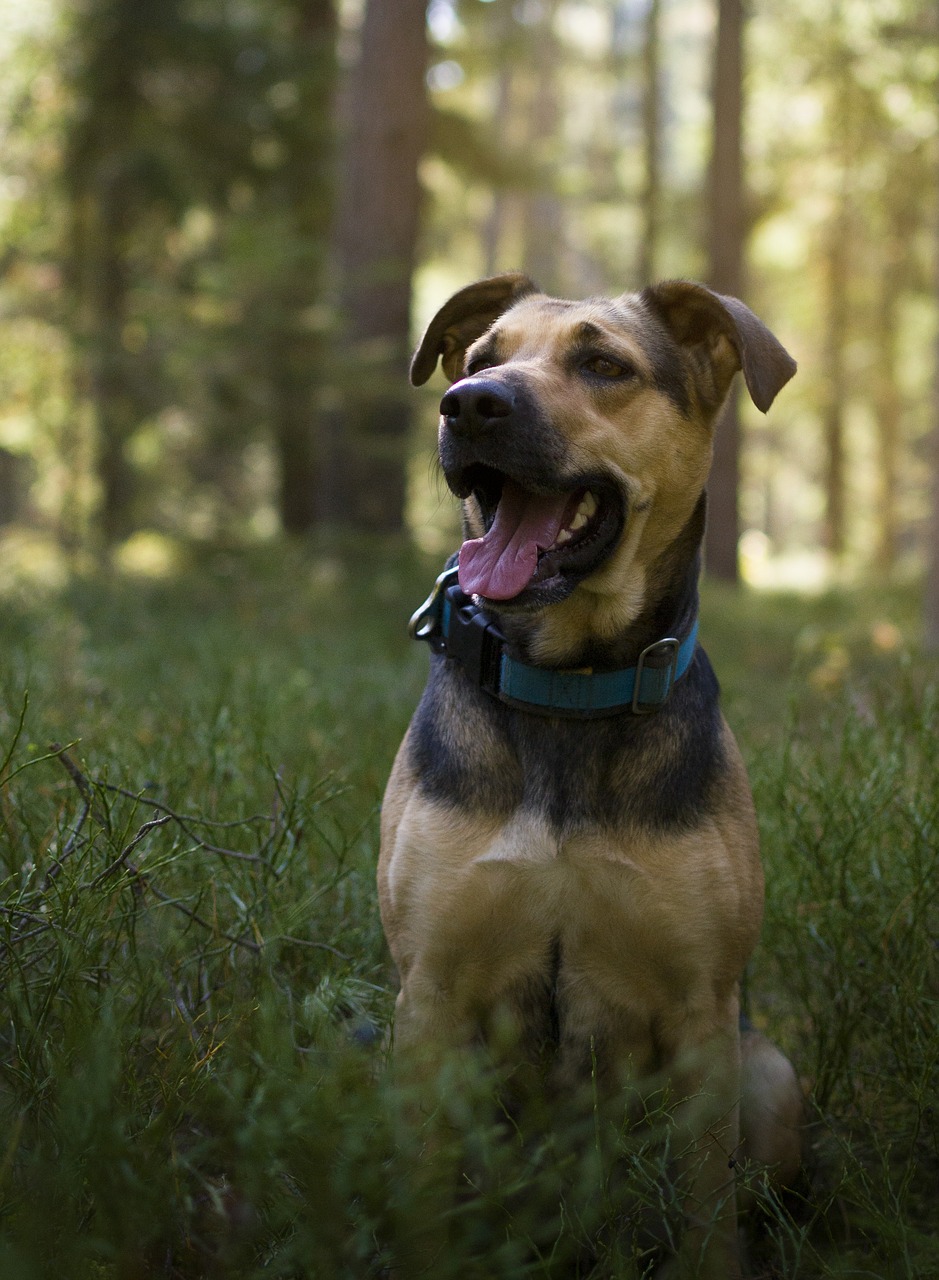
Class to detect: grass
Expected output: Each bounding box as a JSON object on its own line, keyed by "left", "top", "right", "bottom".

{"left": 0, "top": 536, "right": 936, "bottom": 1278}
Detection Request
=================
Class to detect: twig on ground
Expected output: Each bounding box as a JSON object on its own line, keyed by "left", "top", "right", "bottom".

{"left": 98, "top": 783, "right": 265, "bottom": 864}
{"left": 44, "top": 797, "right": 92, "bottom": 886}
{"left": 0, "top": 923, "right": 51, "bottom": 956}
{"left": 139, "top": 871, "right": 261, "bottom": 953}
{"left": 88, "top": 814, "right": 174, "bottom": 889}
{"left": 0, "top": 911, "right": 83, "bottom": 958}
{"left": 30, "top": 747, "right": 309, "bottom": 959}
{"left": 49, "top": 745, "right": 265, "bottom": 864}
{"left": 102, "top": 781, "right": 269, "bottom": 831}
{"left": 0, "top": 906, "right": 54, "bottom": 928}
{"left": 277, "top": 934, "right": 350, "bottom": 960}
{"left": 48, "top": 744, "right": 111, "bottom": 832}
{"left": 0, "top": 692, "right": 29, "bottom": 784}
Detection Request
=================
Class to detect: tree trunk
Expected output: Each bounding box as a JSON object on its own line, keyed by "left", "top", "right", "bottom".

{"left": 705, "top": 0, "right": 744, "bottom": 583}
{"left": 482, "top": 1, "right": 516, "bottom": 276}
{"left": 821, "top": 201, "right": 849, "bottom": 561}
{"left": 269, "top": 0, "right": 337, "bottom": 535}
{"left": 64, "top": 13, "right": 141, "bottom": 549}
{"left": 325, "top": 0, "right": 430, "bottom": 533}
{"left": 520, "top": 0, "right": 565, "bottom": 296}
{"left": 270, "top": 320, "right": 323, "bottom": 536}
{"left": 926, "top": 23, "right": 939, "bottom": 650}
{"left": 638, "top": 0, "right": 662, "bottom": 285}
{"left": 927, "top": 309, "right": 939, "bottom": 649}
{"left": 0, "top": 449, "right": 22, "bottom": 526}
{"left": 83, "top": 175, "right": 138, "bottom": 545}
{"left": 872, "top": 256, "right": 901, "bottom": 578}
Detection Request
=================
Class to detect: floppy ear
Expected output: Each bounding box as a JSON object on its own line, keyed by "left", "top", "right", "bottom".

{"left": 641, "top": 280, "right": 796, "bottom": 413}
{"left": 410, "top": 272, "right": 539, "bottom": 386}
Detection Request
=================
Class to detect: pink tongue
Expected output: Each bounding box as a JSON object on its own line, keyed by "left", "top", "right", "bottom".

{"left": 458, "top": 480, "right": 571, "bottom": 600}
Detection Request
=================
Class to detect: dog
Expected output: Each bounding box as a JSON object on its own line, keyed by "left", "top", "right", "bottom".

{"left": 378, "top": 273, "right": 803, "bottom": 1278}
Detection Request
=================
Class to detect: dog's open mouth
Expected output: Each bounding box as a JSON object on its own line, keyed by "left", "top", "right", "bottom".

{"left": 454, "top": 466, "right": 623, "bottom": 603}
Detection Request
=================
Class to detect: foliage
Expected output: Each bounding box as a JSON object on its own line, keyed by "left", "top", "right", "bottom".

{"left": 1, "top": 0, "right": 336, "bottom": 544}
{"left": 0, "top": 0, "right": 937, "bottom": 582}
{"left": 424, "top": 0, "right": 939, "bottom": 579}
{"left": 0, "top": 544, "right": 936, "bottom": 1277}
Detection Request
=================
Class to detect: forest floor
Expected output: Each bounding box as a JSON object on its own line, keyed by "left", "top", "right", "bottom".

{"left": 0, "top": 537, "right": 936, "bottom": 1279}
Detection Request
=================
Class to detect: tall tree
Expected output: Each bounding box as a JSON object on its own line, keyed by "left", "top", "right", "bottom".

{"left": 264, "top": 0, "right": 337, "bottom": 534}
{"left": 69, "top": 154, "right": 138, "bottom": 545}
{"left": 872, "top": 230, "right": 903, "bottom": 578}
{"left": 638, "top": 0, "right": 662, "bottom": 285}
{"left": 63, "top": 0, "right": 176, "bottom": 544}
{"left": 61, "top": 0, "right": 339, "bottom": 543}
{"left": 818, "top": 28, "right": 858, "bottom": 564}
{"left": 704, "top": 0, "right": 745, "bottom": 582}
{"left": 324, "top": 0, "right": 430, "bottom": 533}
{"left": 876, "top": 0, "right": 939, "bottom": 640}
{"left": 821, "top": 171, "right": 850, "bottom": 561}
{"left": 480, "top": 0, "right": 517, "bottom": 276}
{"left": 928, "top": 314, "right": 939, "bottom": 650}
{"left": 926, "top": 0, "right": 939, "bottom": 650}
{"left": 519, "top": 0, "right": 565, "bottom": 295}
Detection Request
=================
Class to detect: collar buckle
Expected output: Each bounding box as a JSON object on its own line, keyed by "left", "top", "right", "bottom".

{"left": 408, "top": 566, "right": 459, "bottom": 652}
{"left": 631, "top": 636, "right": 681, "bottom": 714}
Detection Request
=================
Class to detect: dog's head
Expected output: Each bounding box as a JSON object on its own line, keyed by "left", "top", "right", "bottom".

{"left": 412, "top": 274, "right": 795, "bottom": 661}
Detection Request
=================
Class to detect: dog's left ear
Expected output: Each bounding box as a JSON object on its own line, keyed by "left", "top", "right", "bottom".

{"left": 410, "top": 272, "right": 539, "bottom": 386}
{"left": 641, "top": 280, "right": 796, "bottom": 413}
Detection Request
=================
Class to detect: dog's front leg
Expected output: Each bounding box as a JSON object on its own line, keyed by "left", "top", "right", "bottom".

{"left": 385, "top": 977, "right": 472, "bottom": 1277}
{"left": 657, "top": 1003, "right": 744, "bottom": 1280}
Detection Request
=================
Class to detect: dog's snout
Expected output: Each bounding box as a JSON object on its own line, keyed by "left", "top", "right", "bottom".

{"left": 440, "top": 378, "right": 514, "bottom": 437}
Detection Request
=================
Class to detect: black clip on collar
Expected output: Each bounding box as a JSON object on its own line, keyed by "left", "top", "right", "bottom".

{"left": 442, "top": 590, "right": 503, "bottom": 696}
{"left": 408, "top": 565, "right": 504, "bottom": 695}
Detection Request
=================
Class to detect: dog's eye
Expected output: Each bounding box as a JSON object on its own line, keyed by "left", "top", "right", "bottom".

{"left": 582, "top": 355, "right": 633, "bottom": 380}
{"left": 466, "top": 357, "right": 495, "bottom": 376}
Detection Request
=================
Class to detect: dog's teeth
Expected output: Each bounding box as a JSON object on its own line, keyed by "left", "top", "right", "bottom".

{"left": 555, "top": 491, "right": 599, "bottom": 549}
{"left": 570, "top": 492, "right": 598, "bottom": 531}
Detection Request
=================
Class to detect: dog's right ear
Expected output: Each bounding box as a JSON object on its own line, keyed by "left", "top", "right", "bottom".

{"left": 410, "top": 272, "right": 539, "bottom": 386}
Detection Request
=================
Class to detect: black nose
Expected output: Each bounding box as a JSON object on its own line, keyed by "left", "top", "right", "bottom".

{"left": 439, "top": 377, "right": 514, "bottom": 437}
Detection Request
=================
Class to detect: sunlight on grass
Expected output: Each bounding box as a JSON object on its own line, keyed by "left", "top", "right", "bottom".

{"left": 0, "top": 528, "right": 69, "bottom": 594}
{"left": 740, "top": 534, "right": 830, "bottom": 593}
{"left": 113, "top": 529, "right": 186, "bottom": 578}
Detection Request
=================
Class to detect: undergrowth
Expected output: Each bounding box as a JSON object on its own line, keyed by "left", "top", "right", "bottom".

{"left": 0, "top": 542, "right": 936, "bottom": 1278}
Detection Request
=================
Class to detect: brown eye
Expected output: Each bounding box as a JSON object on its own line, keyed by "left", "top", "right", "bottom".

{"left": 582, "top": 355, "right": 632, "bottom": 380}
{"left": 465, "top": 358, "right": 493, "bottom": 376}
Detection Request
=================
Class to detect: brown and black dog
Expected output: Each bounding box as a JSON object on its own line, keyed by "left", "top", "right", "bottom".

{"left": 379, "top": 274, "right": 803, "bottom": 1278}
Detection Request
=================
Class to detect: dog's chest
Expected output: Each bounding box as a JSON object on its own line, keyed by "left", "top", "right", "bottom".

{"left": 463, "top": 815, "right": 667, "bottom": 965}
{"left": 389, "top": 797, "right": 733, "bottom": 1015}
{"left": 409, "top": 655, "right": 724, "bottom": 836}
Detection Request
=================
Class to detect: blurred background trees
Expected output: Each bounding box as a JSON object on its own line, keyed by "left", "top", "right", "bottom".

{"left": 0, "top": 0, "right": 938, "bottom": 632}
{"left": 323, "top": 0, "right": 429, "bottom": 533}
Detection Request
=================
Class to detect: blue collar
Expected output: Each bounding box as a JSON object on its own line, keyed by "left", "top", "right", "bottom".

{"left": 409, "top": 566, "right": 699, "bottom": 719}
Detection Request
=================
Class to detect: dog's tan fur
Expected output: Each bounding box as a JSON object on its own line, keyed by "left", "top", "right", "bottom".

{"left": 379, "top": 275, "right": 802, "bottom": 1277}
